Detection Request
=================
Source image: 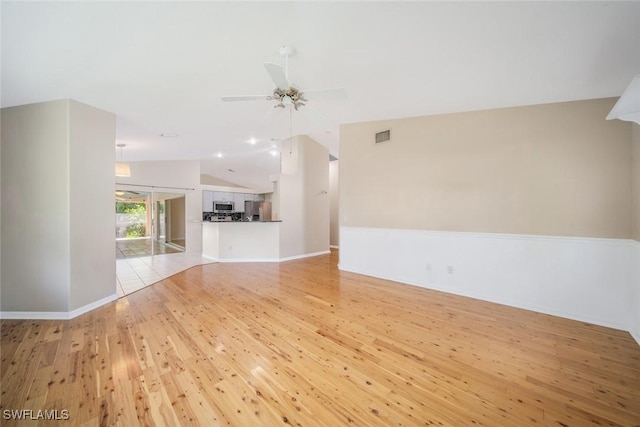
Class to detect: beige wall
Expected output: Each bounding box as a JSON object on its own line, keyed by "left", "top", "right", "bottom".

{"left": 340, "top": 98, "right": 632, "bottom": 238}
{"left": 631, "top": 124, "right": 640, "bottom": 344}
{"left": 1, "top": 100, "right": 116, "bottom": 313}
{"left": 200, "top": 174, "right": 247, "bottom": 188}
{"left": 329, "top": 160, "right": 340, "bottom": 247}
{"left": 2, "top": 101, "right": 71, "bottom": 312}
{"left": 278, "top": 135, "right": 330, "bottom": 258}
{"left": 632, "top": 124, "right": 640, "bottom": 241}
{"left": 168, "top": 197, "right": 186, "bottom": 241}
{"left": 68, "top": 100, "right": 117, "bottom": 311}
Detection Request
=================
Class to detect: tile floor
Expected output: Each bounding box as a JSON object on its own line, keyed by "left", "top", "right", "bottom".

{"left": 116, "top": 237, "right": 185, "bottom": 259}
{"left": 116, "top": 252, "right": 215, "bottom": 296}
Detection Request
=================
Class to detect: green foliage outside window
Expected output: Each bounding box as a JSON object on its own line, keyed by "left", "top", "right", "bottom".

{"left": 125, "top": 223, "right": 147, "bottom": 238}
{"left": 116, "top": 202, "right": 146, "bottom": 214}
{"left": 116, "top": 202, "right": 147, "bottom": 238}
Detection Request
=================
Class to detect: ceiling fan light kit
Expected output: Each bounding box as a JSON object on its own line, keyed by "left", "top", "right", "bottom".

{"left": 221, "top": 45, "right": 346, "bottom": 112}
{"left": 270, "top": 87, "right": 307, "bottom": 110}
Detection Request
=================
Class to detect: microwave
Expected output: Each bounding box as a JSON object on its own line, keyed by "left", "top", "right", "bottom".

{"left": 213, "top": 201, "right": 234, "bottom": 213}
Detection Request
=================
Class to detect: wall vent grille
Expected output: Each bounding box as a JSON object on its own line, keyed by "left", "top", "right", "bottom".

{"left": 375, "top": 129, "right": 391, "bottom": 144}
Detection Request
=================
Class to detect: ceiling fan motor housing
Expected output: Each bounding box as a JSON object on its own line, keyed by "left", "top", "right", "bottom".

{"left": 279, "top": 45, "right": 295, "bottom": 58}
{"left": 270, "top": 87, "right": 307, "bottom": 110}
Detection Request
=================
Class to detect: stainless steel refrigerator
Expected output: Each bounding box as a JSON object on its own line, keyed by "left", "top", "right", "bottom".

{"left": 243, "top": 201, "right": 272, "bottom": 222}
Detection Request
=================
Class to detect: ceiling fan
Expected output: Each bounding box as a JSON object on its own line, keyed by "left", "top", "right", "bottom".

{"left": 221, "top": 46, "right": 347, "bottom": 111}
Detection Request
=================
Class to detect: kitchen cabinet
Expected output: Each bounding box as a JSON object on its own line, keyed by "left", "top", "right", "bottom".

{"left": 202, "top": 191, "right": 214, "bottom": 212}
{"left": 245, "top": 193, "right": 264, "bottom": 201}
{"left": 213, "top": 191, "right": 233, "bottom": 202}
{"left": 234, "top": 193, "right": 245, "bottom": 212}
{"left": 203, "top": 191, "right": 266, "bottom": 214}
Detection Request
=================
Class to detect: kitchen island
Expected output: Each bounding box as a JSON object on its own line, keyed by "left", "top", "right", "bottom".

{"left": 202, "top": 221, "right": 283, "bottom": 262}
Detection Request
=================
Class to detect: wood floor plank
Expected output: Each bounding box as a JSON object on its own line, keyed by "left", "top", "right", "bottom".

{"left": 2, "top": 250, "right": 640, "bottom": 426}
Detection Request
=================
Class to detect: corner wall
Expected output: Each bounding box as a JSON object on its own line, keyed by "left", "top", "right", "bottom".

{"left": 1, "top": 100, "right": 116, "bottom": 317}
{"left": 2, "top": 101, "right": 71, "bottom": 312}
{"left": 339, "top": 98, "right": 636, "bottom": 333}
{"left": 631, "top": 123, "right": 640, "bottom": 343}
{"left": 278, "top": 135, "right": 330, "bottom": 259}
{"left": 68, "top": 101, "right": 118, "bottom": 311}
{"left": 329, "top": 160, "right": 340, "bottom": 248}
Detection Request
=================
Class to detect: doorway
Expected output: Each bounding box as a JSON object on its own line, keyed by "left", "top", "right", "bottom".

{"left": 115, "top": 189, "right": 186, "bottom": 259}
{"left": 154, "top": 192, "right": 186, "bottom": 252}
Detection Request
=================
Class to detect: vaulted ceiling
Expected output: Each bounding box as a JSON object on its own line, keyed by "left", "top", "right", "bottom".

{"left": 3, "top": 2, "right": 640, "bottom": 189}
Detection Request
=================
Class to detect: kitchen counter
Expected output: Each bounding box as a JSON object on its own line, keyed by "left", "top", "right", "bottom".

{"left": 208, "top": 220, "right": 283, "bottom": 223}
{"left": 202, "top": 221, "right": 281, "bottom": 261}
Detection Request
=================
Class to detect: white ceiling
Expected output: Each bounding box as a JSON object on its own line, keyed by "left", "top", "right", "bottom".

{"left": 3, "top": 1, "right": 640, "bottom": 189}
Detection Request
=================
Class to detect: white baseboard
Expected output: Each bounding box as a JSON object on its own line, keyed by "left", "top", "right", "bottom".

{"left": 280, "top": 250, "right": 331, "bottom": 262}
{"left": 216, "top": 250, "right": 331, "bottom": 263}
{"left": 69, "top": 293, "right": 119, "bottom": 319}
{"left": 1, "top": 293, "right": 119, "bottom": 320}
{"left": 0, "top": 311, "right": 71, "bottom": 320}
{"left": 630, "top": 241, "right": 640, "bottom": 346}
{"left": 340, "top": 226, "right": 635, "bottom": 332}
{"left": 330, "top": 245, "right": 339, "bottom": 249}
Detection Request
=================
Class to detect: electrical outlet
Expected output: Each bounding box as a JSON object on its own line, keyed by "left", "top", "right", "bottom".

{"left": 447, "top": 265, "right": 454, "bottom": 274}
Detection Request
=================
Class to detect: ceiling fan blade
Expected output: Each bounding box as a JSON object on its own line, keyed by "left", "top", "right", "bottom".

{"left": 299, "top": 104, "right": 335, "bottom": 132}
{"left": 302, "top": 88, "right": 347, "bottom": 101}
{"left": 264, "top": 62, "right": 290, "bottom": 89}
{"left": 221, "top": 95, "right": 272, "bottom": 102}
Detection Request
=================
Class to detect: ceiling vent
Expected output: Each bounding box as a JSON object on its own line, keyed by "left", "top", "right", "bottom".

{"left": 375, "top": 129, "right": 391, "bottom": 144}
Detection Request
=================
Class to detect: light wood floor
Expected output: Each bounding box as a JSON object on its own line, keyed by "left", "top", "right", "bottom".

{"left": 2, "top": 251, "right": 639, "bottom": 426}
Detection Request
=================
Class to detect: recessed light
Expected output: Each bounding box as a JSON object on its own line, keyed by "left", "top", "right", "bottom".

{"left": 161, "top": 133, "right": 178, "bottom": 137}
{"left": 249, "top": 138, "right": 257, "bottom": 145}
{"left": 270, "top": 150, "right": 279, "bottom": 156}
{"left": 216, "top": 152, "right": 223, "bottom": 158}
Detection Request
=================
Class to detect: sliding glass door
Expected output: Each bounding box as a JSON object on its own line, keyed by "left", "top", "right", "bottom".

{"left": 115, "top": 189, "right": 186, "bottom": 258}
